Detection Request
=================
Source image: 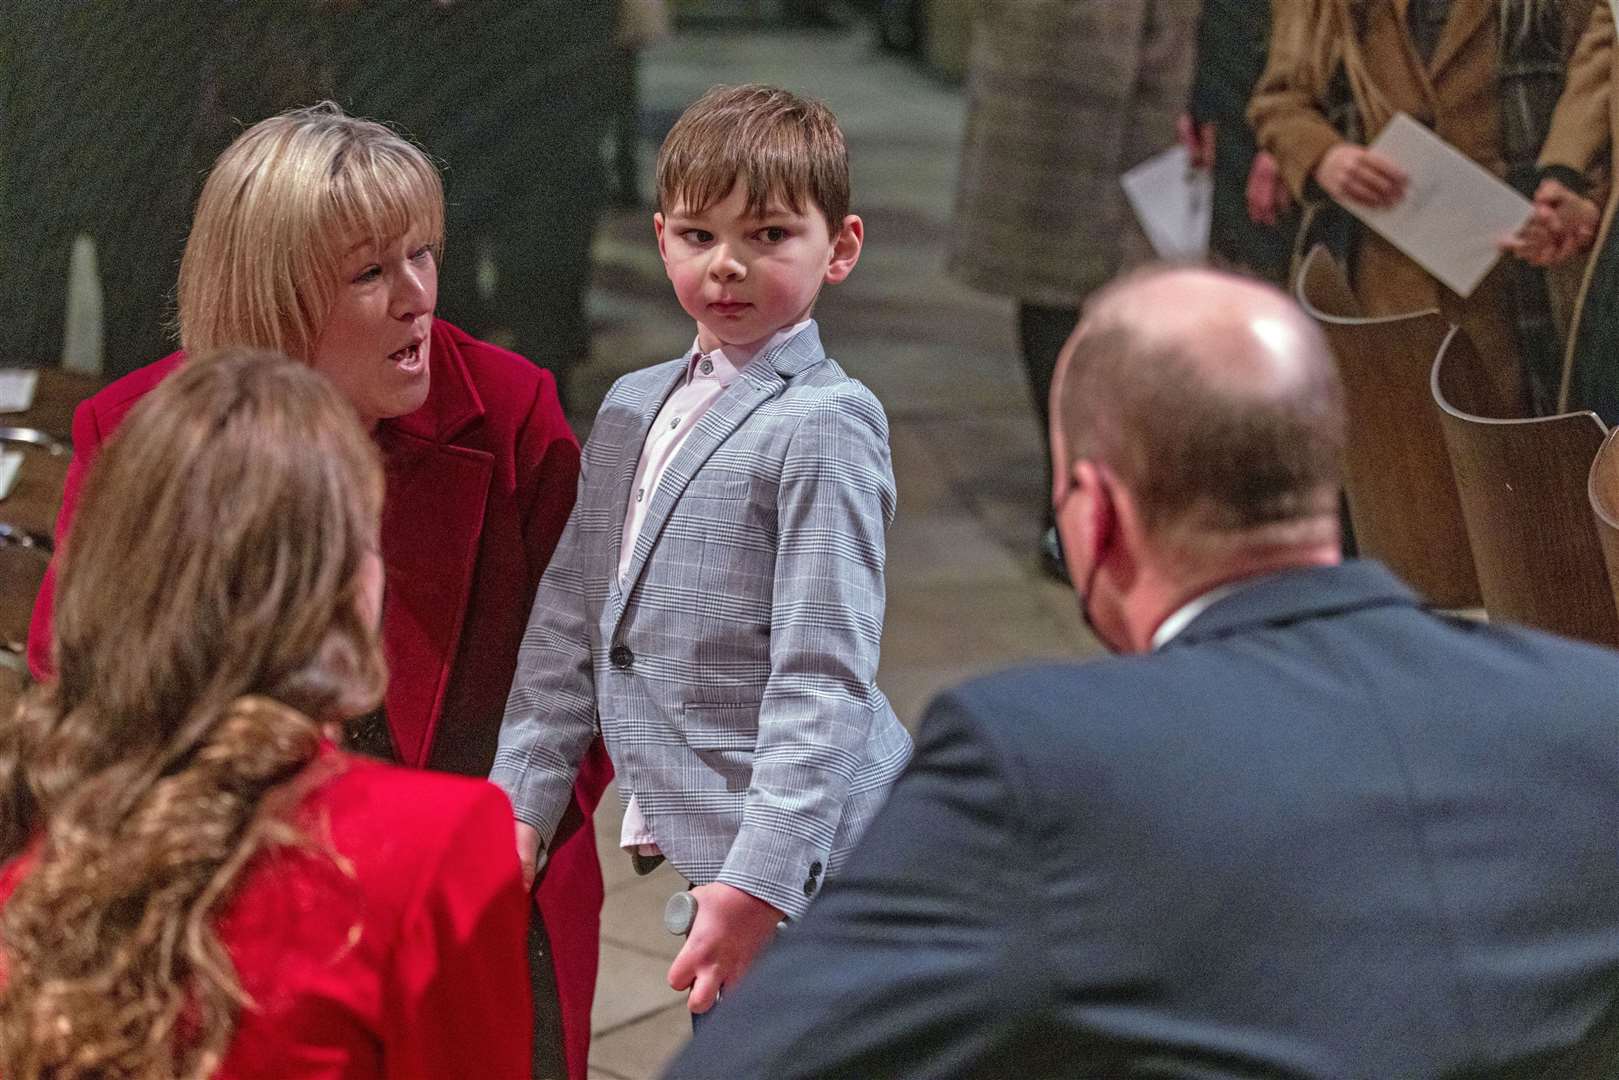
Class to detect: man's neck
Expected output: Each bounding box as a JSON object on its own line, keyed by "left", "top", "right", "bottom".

{"left": 1125, "top": 544, "right": 1342, "bottom": 653}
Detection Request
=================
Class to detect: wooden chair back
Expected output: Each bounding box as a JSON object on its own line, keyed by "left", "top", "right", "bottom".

{"left": 1432, "top": 325, "right": 1619, "bottom": 646}
{"left": 1586, "top": 428, "right": 1619, "bottom": 623}
{"left": 1295, "top": 245, "right": 1480, "bottom": 608}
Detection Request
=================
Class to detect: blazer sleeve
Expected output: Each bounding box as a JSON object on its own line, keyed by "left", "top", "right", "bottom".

{"left": 25, "top": 396, "right": 107, "bottom": 679}
{"left": 382, "top": 783, "right": 533, "bottom": 1080}
{"left": 1539, "top": 0, "right": 1614, "bottom": 175}
{"left": 1247, "top": 8, "right": 1345, "bottom": 199}
{"left": 715, "top": 385, "right": 897, "bottom": 919}
{"left": 489, "top": 409, "right": 610, "bottom": 849}
{"left": 664, "top": 690, "right": 1040, "bottom": 1079}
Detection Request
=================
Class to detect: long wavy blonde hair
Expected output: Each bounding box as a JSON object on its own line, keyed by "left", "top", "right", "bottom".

{"left": 0, "top": 349, "right": 387, "bottom": 1078}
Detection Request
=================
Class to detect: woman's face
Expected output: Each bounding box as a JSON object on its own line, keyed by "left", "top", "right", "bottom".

{"left": 310, "top": 231, "right": 438, "bottom": 428}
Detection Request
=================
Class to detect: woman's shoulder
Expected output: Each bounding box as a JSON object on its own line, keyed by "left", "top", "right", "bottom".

{"left": 78, "top": 351, "right": 186, "bottom": 438}
{"left": 311, "top": 754, "right": 513, "bottom": 841}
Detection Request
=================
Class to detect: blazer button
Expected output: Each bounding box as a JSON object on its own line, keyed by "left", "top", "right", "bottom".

{"left": 809, "top": 861, "right": 822, "bottom": 877}
{"left": 609, "top": 644, "right": 634, "bottom": 670}
{"left": 803, "top": 877, "right": 817, "bottom": 897}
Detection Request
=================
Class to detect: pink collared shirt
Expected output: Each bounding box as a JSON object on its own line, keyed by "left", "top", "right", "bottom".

{"left": 617, "top": 320, "right": 812, "bottom": 855}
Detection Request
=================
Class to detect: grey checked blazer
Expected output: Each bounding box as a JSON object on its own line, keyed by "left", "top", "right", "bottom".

{"left": 491, "top": 323, "right": 912, "bottom": 918}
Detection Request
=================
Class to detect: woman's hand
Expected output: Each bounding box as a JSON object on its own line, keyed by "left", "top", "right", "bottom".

{"left": 1313, "top": 144, "right": 1409, "bottom": 209}
{"left": 1246, "top": 151, "right": 1293, "bottom": 227}
{"left": 1505, "top": 178, "right": 1599, "bottom": 267}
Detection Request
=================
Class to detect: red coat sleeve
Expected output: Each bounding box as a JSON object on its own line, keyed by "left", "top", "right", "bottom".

{"left": 26, "top": 395, "right": 107, "bottom": 679}
{"left": 382, "top": 783, "right": 533, "bottom": 1080}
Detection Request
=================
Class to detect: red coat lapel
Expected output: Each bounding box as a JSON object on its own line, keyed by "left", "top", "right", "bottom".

{"left": 374, "top": 324, "right": 492, "bottom": 767}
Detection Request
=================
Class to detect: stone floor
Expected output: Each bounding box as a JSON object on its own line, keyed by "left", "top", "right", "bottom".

{"left": 579, "top": 22, "right": 1095, "bottom": 1079}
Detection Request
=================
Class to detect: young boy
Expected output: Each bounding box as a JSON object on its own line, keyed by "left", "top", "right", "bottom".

{"left": 491, "top": 84, "right": 913, "bottom": 1015}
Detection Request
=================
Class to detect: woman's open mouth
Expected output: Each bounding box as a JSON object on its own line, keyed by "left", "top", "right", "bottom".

{"left": 389, "top": 340, "right": 426, "bottom": 372}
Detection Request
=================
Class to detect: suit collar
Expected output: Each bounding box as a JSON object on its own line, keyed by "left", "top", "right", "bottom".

{"left": 379, "top": 321, "right": 485, "bottom": 445}
{"left": 609, "top": 322, "right": 827, "bottom": 619}
{"left": 1169, "top": 560, "right": 1421, "bottom": 648}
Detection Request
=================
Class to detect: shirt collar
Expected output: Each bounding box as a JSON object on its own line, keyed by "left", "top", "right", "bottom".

{"left": 687, "top": 319, "right": 814, "bottom": 387}
{"left": 1150, "top": 581, "right": 1248, "bottom": 651}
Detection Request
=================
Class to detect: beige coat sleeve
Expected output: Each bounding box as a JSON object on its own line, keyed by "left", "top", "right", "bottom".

{"left": 1539, "top": 0, "right": 1614, "bottom": 174}
{"left": 1247, "top": 11, "right": 1345, "bottom": 199}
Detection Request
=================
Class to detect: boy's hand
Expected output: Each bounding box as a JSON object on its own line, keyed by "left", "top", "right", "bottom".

{"left": 666, "top": 883, "right": 785, "bottom": 1013}
{"left": 515, "top": 820, "right": 544, "bottom": 892}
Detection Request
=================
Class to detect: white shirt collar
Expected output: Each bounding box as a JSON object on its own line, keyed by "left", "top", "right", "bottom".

{"left": 688, "top": 319, "right": 813, "bottom": 387}
{"left": 1149, "top": 581, "right": 1248, "bottom": 651}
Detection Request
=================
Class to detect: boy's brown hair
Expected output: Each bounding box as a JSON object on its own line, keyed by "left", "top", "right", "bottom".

{"left": 656, "top": 84, "right": 850, "bottom": 232}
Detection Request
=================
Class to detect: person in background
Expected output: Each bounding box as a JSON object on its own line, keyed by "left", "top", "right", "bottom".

{"left": 1180, "top": 0, "right": 1296, "bottom": 281}
{"left": 0, "top": 349, "right": 532, "bottom": 1077}
{"left": 947, "top": 0, "right": 1197, "bottom": 580}
{"left": 24, "top": 104, "right": 608, "bottom": 1080}
{"left": 1249, "top": 0, "right": 1579, "bottom": 413}
{"left": 607, "top": 0, "right": 672, "bottom": 208}
{"left": 336, "top": 0, "right": 617, "bottom": 413}
{"left": 1507, "top": 0, "right": 1619, "bottom": 421}
{"left": 663, "top": 267, "right": 1619, "bottom": 1079}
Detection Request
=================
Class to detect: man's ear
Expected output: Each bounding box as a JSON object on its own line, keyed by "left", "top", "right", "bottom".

{"left": 825, "top": 214, "right": 864, "bottom": 283}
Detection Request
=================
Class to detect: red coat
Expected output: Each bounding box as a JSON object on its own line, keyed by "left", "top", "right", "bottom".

{"left": 0, "top": 749, "right": 535, "bottom": 1078}
{"left": 26, "top": 321, "right": 611, "bottom": 1078}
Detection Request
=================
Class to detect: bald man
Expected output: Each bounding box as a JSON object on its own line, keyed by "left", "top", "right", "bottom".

{"left": 663, "top": 268, "right": 1619, "bottom": 1079}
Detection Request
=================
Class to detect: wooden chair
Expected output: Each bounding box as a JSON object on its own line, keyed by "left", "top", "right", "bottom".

{"left": 1295, "top": 245, "right": 1480, "bottom": 608}
{"left": 1586, "top": 428, "right": 1619, "bottom": 623}
{"left": 1431, "top": 325, "right": 1619, "bottom": 646}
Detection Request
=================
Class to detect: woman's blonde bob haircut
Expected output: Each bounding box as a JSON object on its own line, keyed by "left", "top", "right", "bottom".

{"left": 177, "top": 102, "right": 445, "bottom": 365}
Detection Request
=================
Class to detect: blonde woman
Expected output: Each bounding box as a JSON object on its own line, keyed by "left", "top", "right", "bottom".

{"left": 0, "top": 349, "right": 531, "bottom": 1076}
{"left": 1249, "top": 0, "right": 1579, "bottom": 413}
{"left": 24, "top": 104, "right": 608, "bottom": 1079}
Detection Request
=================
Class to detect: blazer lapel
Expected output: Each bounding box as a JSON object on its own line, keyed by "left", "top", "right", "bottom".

{"left": 607, "top": 360, "right": 689, "bottom": 620}
{"left": 373, "top": 326, "right": 492, "bottom": 768}
{"left": 613, "top": 325, "right": 826, "bottom": 616}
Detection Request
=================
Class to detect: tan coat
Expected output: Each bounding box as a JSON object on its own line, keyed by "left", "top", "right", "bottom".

{"left": 947, "top": 0, "right": 1198, "bottom": 308}
{"left": 1538, "top": 0, "right": 1615, "bottom": 406}
{"left": 1249, "top": 0, "right": 1522, "bottom": 410}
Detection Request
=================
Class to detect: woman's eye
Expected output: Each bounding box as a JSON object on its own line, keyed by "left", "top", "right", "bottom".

{"left": 354, "top": 265, "right": 383, "bottom": 283}
{"left": 410, "top": 245, "right": 433, "bottom": 262}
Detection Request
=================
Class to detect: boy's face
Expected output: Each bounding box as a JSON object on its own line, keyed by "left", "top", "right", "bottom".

{"left": 655, "top": 180, "right": 862, "bottom": 353}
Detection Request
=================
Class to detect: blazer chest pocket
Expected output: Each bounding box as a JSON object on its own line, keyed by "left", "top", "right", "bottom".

{"left": 683, "top": 702, "right": 758, "bottom": 793}
{"left": 682, "top": 472, "right": 761, "bottom": 502}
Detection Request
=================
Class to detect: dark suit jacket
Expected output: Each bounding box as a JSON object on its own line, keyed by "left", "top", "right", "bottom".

{"left": 665, "top": 561, "right": 1619, "bottom": 1079}
{"left": 1190, "top": 0, "right": 1293, "bottom": 280}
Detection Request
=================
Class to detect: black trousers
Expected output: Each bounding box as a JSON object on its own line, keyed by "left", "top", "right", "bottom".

{"left": 528, "top": 908, "right": 567, "bottom": 1079}
{"left": 1018, "top": 301, "right": 1080, "bottom": 528}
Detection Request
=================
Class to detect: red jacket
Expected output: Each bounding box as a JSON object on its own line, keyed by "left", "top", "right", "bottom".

{"left": 1, "top": 750, "right": 535, "bottom": 1078}
{"left": 26, "top": 321, "right": 610, "bottom": 1078}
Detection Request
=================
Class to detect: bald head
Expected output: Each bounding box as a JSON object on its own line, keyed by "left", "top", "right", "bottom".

{"left": 1053, "top": 266, "right": 1344, "bottom": 550}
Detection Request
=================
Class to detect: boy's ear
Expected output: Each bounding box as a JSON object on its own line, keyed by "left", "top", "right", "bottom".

{"left": 824, "top": 214, "right": 863, "bottom": 284}
{"left": 654, "top": 212, "right": 669, "bottom": 264}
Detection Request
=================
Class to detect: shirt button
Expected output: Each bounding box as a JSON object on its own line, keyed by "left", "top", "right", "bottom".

{"left": 636, "top": 487, "right": 644, "bottom": 503}
{"left": 609, "top": 644, "right": 634, "bottom": 670}
{"left": 671, "top": 417, "right": 680, "bottom": 429}
{"left": 699, "top": 358, "right": 714, "bottom": 375}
